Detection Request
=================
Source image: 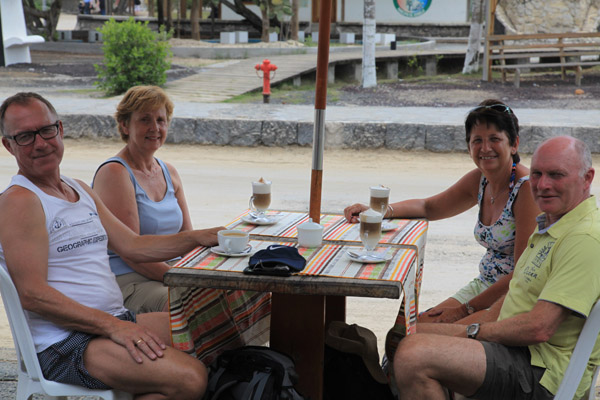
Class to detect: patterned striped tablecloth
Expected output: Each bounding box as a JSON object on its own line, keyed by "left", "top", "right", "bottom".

{"left": 169, "top": 211, "right": 427, "bottom": 364}
{"left": 227, "top": 210, "right": 428, "bottom": 299}
{"left": 175, "top": 240, "right": 416, "bottom": 282}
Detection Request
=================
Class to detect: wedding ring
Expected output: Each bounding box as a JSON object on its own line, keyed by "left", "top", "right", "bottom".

{"left": 135, "top": 338, "right": 144, "bottom": 346}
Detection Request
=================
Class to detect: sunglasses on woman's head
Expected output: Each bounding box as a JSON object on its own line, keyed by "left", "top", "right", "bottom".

{"left": 468, "top": 104, "right": 513, "bottom": 114}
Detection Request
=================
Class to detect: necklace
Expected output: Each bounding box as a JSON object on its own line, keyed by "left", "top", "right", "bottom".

{"left": 490, "top": 187, "right": 508, "bottom": 204}
{"left": 489, "top": 163, "right": 517, "bottom": 205}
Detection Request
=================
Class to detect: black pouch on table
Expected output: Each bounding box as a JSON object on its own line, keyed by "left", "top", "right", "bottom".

{"left": 244, "top": 245, "right": 306, "bottom": 277}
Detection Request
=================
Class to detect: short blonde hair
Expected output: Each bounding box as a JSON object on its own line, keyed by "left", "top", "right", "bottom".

{"left": 114, "top": 85, "right": 174, "bottom": 141}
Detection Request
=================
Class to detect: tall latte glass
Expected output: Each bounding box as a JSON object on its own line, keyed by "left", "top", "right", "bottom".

{"left": 250, "top": 179, "right": 271, "bottom": 218}
{"left": 369, "top": 185, "right": 390, "bottom": 217}
{"left": 359, "top": 208, "right": 383, "bottom": 257}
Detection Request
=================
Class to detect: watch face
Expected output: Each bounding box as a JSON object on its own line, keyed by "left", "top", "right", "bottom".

{"left": 467, "top": 323, "right": 480, "bottom": 337}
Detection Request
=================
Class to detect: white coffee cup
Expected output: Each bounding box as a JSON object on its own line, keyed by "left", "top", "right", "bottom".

{"left": 297, "top": 218, "right": 324, "bottom": 248}
{"left": 218, "top": 230, "right": 249, "bottom": 254}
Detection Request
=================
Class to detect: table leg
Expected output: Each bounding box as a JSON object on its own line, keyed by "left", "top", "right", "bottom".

{"left": 270, "top": 293, "right": 325, "bottom": 400}
{"left": 325, "top": 295, "right": 346, "bottom": 324}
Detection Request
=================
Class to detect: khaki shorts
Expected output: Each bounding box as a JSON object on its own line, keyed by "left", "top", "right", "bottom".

{"left": 450, "top": 278, "right": 490, "bottom": 304}
{"left": 116, "top": 272, "right": 168, "bottom": 313}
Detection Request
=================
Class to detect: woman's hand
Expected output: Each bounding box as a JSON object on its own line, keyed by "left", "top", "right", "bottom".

{"left": 344, "top": 203, "right": 369, "bottom": 223}
{"left": 196, "top": 226, "right": 225, "bottom": 247}
{"left": 419, "top": 306, "right": 468, "bottom": 324}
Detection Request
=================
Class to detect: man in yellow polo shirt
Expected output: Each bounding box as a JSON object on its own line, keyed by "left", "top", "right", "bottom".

{"left": 393, "top": 135, "right": 600, "bottom": 400}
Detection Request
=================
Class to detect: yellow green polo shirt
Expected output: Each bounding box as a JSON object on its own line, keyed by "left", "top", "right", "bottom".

{"left": 499, "top": 196, "right": 600, "bottom": 398}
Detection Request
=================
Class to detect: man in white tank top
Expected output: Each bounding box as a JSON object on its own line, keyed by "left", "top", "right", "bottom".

{"left": 0, "top": 92, "right": 223, "bottom": 398}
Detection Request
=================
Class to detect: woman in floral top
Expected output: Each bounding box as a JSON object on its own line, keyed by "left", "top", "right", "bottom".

{"left": 345, "top": 99, "right": 540, "bottom": 324}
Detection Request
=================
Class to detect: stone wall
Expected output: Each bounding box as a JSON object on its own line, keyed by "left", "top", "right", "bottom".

{"left": 59, "top": 114, "right": 600, "bottom": 153}
{"left": 496, "top": 0, "right": 600, "bottom": 34}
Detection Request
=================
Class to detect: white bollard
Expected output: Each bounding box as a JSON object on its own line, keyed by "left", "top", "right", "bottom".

{"left": 220, "top": 32, "right": 236, "bottom": 44}
{"left": 340, "top": 32, "right": 355, "bottom": 44}
{"left": 380, "top": 33, "right": 396, "bottom": 45}
{"left": 235, "top": 31, "right": 248, "bottom": 43}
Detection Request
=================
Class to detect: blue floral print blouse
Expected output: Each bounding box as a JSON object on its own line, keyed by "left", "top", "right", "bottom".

{"left": 474, "top": 175, "right": 529, "bottom": 286}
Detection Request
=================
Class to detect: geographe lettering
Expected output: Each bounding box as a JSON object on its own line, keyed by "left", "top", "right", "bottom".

{"left": 57, "top": 234, "right": 107, "bottom": 253}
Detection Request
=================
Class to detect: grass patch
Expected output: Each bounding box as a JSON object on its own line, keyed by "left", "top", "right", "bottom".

{"left": 225, "top": 80, "right": 345, "bottom": 104}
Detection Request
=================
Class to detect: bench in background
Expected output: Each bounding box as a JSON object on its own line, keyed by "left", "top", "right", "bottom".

{"left": 0, "top": 0, "right": 44, "bottom": 66}
{"left": 484, "top": 32, "right": 600, "bottom": 88}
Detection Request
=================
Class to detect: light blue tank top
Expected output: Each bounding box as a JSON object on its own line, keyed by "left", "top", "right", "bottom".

{"left": 94, "top": 157, "right": 183, "bottom": 276}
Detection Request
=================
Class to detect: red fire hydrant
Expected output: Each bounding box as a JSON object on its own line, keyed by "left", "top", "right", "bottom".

{"left": 255, "top": 59, "right": 277, "bottom": 103}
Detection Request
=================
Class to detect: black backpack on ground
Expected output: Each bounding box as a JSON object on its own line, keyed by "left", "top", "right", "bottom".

{"left": 204, "top": 346, "right": 304, "bottom": 400}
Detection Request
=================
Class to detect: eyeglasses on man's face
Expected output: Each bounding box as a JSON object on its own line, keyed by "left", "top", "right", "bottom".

{"left": 4, "top": 121, "right": 60, "bottom": 146}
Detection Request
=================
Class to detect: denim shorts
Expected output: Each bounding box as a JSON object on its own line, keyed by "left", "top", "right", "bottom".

{"left": 37, "top": 310, "right": 136, "bottom": 389}
{"left": 471, "top": 341, "right": 554, "bottom": 400}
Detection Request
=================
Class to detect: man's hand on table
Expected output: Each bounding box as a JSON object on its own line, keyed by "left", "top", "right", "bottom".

{"left": 109, "top": 319, "right": 167, "bottom": 363}
{"left": 344, "top": 203, "right": 369, "bottom": 223}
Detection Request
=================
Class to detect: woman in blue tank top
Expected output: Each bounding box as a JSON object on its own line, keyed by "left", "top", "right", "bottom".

{"left": 93, "top": 86, "right": 206, "bottom": 313}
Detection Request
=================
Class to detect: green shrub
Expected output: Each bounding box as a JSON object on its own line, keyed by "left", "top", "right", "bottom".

{"left": 94, "top": 18, "right": 172, "bottom": 95}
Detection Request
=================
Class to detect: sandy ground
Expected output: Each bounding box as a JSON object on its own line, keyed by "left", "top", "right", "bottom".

{"left": 1, "top": 139, "right": 598, "bottom": 356}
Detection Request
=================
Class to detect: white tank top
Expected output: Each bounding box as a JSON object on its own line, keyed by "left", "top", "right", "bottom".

{"left": 0, "top": 175, "right": 127, "bottom": 352}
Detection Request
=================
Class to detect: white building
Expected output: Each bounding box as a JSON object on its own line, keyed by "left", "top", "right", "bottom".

{"left": 221, "top": 0, "right": 469, "bottom": 25}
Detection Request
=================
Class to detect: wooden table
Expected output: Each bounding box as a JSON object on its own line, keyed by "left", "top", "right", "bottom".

{"left": 164, "top": 211, "right": 428, "bottom": 400}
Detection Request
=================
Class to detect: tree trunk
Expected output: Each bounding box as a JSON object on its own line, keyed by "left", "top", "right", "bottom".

{"left": 462, "top": 0, "right": 485, "bottom": 74}
{"left": 260, "top": 1, "right": 270, "bottom": 42}
{"left": 23, "top": 0, "right": 62, "bottom": 40}
{"left": 361, "top": 0, "right": 376, "bottom": 88}
{"left": 191, "top": 0, "right": 200, "bottom": 40}
{"left": 115, "top": 0, "right": 129, "bottom": 14}
{"left": 166, "top": 0, "right": 172, "bottom": 31}
{"left": 290, "top": 0, "right": 299, "bottom": 41}
{"left": 219, "top": 0, "right": 264, "bottom": 33}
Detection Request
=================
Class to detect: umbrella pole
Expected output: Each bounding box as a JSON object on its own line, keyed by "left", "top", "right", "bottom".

{"left": 309, "top": 0, "right": 333, "bottom": 224}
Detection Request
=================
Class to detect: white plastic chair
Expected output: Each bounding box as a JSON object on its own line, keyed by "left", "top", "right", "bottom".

{"left": 0, "top": 0, "right": 44, "bottom": 65}
{"left": 555, "top": 300, "right": 600, "bottom": 400}
{"left": 0, "top": 267, "right": 132, "bottom": 400}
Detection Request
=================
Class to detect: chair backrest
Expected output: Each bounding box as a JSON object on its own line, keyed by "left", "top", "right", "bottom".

{"left": 555, "top": 300, "right": 600, "bottom": 400}
{"left": 0, "top": 0, "right": 28, "bottom": 40}
{"left": 0, "top": 266, "right": 47, "bottom": 383}
{"left": 0, "top": 266, "right": 133, "bottom": 399}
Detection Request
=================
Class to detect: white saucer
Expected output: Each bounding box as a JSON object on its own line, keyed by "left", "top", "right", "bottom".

{"left": 347, "top": 251, "right": 392, "bottom": 263}
{"left": 381, "top": 222, "right": 397, "bottom": 232}
{"left": 241, "top": 214, "right": 279, "bottom": 225}
{"left": 210, "top": 244, "right": 254, "bottom": 257}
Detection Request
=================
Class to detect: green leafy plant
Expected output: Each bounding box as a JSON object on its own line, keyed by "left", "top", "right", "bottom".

{"left": 94, "top": 18, "right": 172, "bottom": 95}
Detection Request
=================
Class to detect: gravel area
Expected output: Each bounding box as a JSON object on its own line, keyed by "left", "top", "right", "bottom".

{"left": 1, "top": 46, "right": 598, "bottom": 109}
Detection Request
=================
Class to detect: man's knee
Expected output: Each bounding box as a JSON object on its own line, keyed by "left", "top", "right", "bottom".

{"left": 393, "top": 335, "right": 426, "bottom": 381}
{"left": 173, "top": 357, "right": 208, "bottom": 399}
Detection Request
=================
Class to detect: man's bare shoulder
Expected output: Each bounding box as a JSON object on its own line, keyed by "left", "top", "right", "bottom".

{"left": 0, "top": 185, "right": 42, "bottom": 220}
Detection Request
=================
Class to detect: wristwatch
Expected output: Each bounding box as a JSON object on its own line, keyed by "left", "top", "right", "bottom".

{"left": 464, "top": 301, "right": 475, "bottom": 315}
{"left": 467, "top": 323, "right": 481, "bottom": 339}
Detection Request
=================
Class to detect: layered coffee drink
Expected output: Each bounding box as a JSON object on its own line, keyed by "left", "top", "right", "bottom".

{"left": 369, "top": 185, "right": 390, "bottom": 216}
{"left": 359, "top": 208, "right": 383, "bottom": 251}
{"left": 251, "top": 178, "right": 271, "bottom": 214}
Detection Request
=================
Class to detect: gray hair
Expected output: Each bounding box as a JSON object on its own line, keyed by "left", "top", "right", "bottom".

{"left": 0, "top": 92, "right": 58, "bottom": 135}
{"left": 573, "top": 138, "right": 593, "bottom": 177}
